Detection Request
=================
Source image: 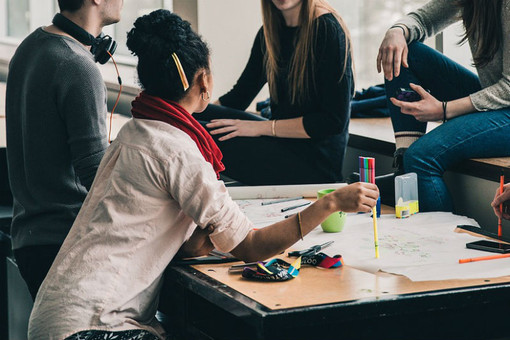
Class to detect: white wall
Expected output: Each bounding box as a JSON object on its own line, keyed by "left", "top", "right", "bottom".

{"left": 195, "top": 0, "right": 444, "bottom": 104}
{"left": 29, "top": 0, "right": 54, "bottom": 31}
{"left": 197, "top": 0, "right": 268, "bottom": 110}
{"left": 0, "top": 0, "right": 477, "bottom": 107}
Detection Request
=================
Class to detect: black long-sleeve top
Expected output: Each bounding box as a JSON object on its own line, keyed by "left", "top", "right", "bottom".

{"left": 219, "top": 13, "right": 353, "bottom": 182}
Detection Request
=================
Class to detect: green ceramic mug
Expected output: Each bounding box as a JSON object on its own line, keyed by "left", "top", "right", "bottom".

{"left": 317, "top": 189, "right": 346, "bottom": 233}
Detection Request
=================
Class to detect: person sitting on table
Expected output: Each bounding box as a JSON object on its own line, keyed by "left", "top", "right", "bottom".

{"left": 27, "top": 9, "right": 379, "bottom": 340}
{"left": 493, "top": 183, "right": 510, "bottom": 221}
{"left": 376, "top": 0, "right": 510, "bottom": 212}
{"left": 192, "top": 0, "right": 354, "bottom": 185}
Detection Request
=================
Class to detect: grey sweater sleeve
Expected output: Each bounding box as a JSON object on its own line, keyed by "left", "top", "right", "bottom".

{"left": 394, "top": 0, "right": 460, "bottom": 43}
{"left": 56, "top": 54, "right": 108, "bottom": 190}
{"left": 395, "top": 0, "right": 510, "bottom": 111}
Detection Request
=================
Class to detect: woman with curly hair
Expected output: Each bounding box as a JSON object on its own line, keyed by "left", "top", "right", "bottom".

{"left": 27, "top": 9, "right": 378, "bottom": 340}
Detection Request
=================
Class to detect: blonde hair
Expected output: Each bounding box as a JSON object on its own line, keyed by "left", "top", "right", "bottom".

{"left": 261, "top": 0, "right": 353, "bottom": 105}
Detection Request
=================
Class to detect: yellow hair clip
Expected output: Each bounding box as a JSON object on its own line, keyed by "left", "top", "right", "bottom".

{"left": 171, "top": 52, "right": 189, "bottom": 91}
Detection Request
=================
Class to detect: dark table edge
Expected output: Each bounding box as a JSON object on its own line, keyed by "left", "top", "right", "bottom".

{"left": 162, "top": 264, "right": 510, "bottom": 339}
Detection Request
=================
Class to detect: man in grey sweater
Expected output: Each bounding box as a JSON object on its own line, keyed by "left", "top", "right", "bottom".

{"left": 5, "top": 0, "right": 123, "bottom": 299}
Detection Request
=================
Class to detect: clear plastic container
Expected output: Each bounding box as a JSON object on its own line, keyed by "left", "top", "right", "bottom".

{"left": 394, "top": 172, "right": 419, "bottom": 218}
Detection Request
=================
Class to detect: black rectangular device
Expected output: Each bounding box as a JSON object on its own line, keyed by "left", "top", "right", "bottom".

{"left": 466, "top": 240, "right": 510, "bottom": 254}
{"left": 395, "top": 87, "right": 421, "bottom": 102}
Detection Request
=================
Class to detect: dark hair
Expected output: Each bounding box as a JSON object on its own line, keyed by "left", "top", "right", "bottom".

{"left": 58, "top": 0, "right": 85, "bottom": 12}
{"left": 126, "top": 9, "right": 210, "bottom": 101}
{"left": 458, "top": 0, "right": 503, "bottom": 68}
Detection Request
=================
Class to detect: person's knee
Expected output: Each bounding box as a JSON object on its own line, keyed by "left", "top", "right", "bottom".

{"left": 407, "top": 41, "right": 422, "bottom": 53}
{"left": 407, "top": 41, "right": 434, "bottom": 70}
{"left": 403, "top": 143, "right": 440, "bottom": 174}
{"left": 403, "top": 148, "right": 418, "bottom": 173}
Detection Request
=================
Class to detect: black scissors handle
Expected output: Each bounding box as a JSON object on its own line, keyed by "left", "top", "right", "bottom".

{"left": 288, "top": 249, "right": 309, "bottom": 257}
{"left": 288, "top": 241, "right": 334, "bottom": 257}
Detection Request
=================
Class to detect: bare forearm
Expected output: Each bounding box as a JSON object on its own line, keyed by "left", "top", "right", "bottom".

{"left": 264, "top": 117, "right": 310, "bottom": 139}
{"left": 230, "top": 183, "right": 379, "bottom": 262}
{"left": 444, "top": 96, "right": 476, "bottom": 119}
{"left": 391, "top": 24, "right": 409, "bottom": 42}
{"left": 231, "top": 197, "right": 335, "bottom": 262}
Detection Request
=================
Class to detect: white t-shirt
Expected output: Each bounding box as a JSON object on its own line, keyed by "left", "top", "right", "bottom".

{"left": 28, "top": 119, "right": 253, "bottom": 340}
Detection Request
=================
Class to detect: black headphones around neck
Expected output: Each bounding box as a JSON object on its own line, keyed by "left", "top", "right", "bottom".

{"left": 52, "top": 13, "right": 117, "bottom": 64}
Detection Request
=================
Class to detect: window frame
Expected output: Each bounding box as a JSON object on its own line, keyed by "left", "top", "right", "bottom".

{"left": 0, "top": 0, "right": 174, "bottom": 67}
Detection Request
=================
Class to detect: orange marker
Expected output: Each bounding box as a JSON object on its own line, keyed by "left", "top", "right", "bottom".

{"left": 499, "top": 172, "right": 505, "bottom": 237}
{"left": 459, "top": 253, "right": 510, "bottom": 264}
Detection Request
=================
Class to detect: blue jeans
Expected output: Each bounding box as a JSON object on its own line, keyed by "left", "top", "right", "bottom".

{"left": 385, "top": 42, "right": 510, "bottom": 211}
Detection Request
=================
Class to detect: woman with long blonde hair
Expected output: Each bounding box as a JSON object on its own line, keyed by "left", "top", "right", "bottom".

{"left": 195, "top": 0, "right": 354, "bottom": 185}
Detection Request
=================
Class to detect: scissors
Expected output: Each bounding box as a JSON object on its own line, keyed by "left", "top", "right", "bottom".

{"left": 288, "top": 241, "right": 334, "bottom": 257}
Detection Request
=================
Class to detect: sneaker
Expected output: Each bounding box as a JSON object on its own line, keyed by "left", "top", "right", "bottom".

{"left": 393, "top": 147, "right": 407, "bottom": 175}
{"left": 346, "top": 172, "right": 360, "bottom": 184}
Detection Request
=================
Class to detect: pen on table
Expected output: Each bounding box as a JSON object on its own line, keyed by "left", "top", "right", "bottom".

{"left": 459, "top": 253, "right": 510, "bottom": 264}
{"left": 209, "top": 249, "right": 231, "bottom": 258}
{"left": 228, "top": 262, "right": 259, "bottom": 273}
{"left": 498, "top": 170, "right": 504, "bottom": 237}
{"left": 281, "top": 201, "right": 311, "bottom": 213}
{"left": 261, "top": 196, "right": 304, "bottom": 206}
{"left": 171, "top": 255, "right": 240, "bottom": 265}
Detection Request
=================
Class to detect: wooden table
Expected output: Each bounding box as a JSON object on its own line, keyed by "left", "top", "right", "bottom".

{"left": 160, "top": 261, "right": 510, "bottom": 340}
{"left": 159, "top": 208, "right": 510, "bottom": 340}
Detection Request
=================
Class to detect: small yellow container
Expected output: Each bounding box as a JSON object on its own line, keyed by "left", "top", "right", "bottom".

{"left": 395, "top": 173, "right": 419, "bottom": 219}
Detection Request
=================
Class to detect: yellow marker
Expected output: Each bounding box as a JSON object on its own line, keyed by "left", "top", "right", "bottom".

{"left": 373, "top": 206, "right": 379, "bottom": 258}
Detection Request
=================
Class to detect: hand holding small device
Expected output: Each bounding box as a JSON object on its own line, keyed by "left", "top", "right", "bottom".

{"left": 390, "top": 83, "right": 442, "bottom": 122}
{"left": 395, "top": 88, "right": 422, "bottom": 102}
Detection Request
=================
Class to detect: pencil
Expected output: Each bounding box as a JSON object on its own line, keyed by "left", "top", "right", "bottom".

{"left": 368, "top": 157, "right": 379, "bottom": 258}
{"left": 372, "top": 206, "right": 379, "bottom": 258}
{"left": 281, "top": 201, "right": 310, "bottom": 213}
{"left": 458, "top": 253, "right": 510, "bottom": 264}
{"left": 498, "top": 171, "right": 504, "bottom": 237}
{"left": 261, "top": 196, "right": 303, "bottom": 206}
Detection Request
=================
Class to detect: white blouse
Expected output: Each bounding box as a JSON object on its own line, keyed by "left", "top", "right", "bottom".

{"left": 28, "top": 118, "right": 253, "bottom": 340}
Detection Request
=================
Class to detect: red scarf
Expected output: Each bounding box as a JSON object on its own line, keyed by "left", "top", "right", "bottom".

{"left": 131, "top": 91, "right": 225, "bottom": 178}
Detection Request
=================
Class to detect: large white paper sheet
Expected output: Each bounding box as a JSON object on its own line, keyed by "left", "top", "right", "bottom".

{"left": 236, "top": 199, "right": 312, "bottom": 229}
{"left": 235, "top": 198, "right": 510, "bottom": 281}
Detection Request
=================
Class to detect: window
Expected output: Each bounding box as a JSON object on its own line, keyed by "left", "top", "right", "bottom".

{"left": 6, "top": 0, "right": 30, "bottom": 38}
{"left": 1, "top": 0, "right": 57, "bottom": 40}
{"left": 0, "top": 0, "right": 472, "bottom": 92}
{"left": 334, "top": 0, "right": 430, "bottom": 89}
{"left": 111, "top": 0, "right": 170, "bottom": 57}
{"left": 0, "top": 0, "right": 170, "bottom": 53}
